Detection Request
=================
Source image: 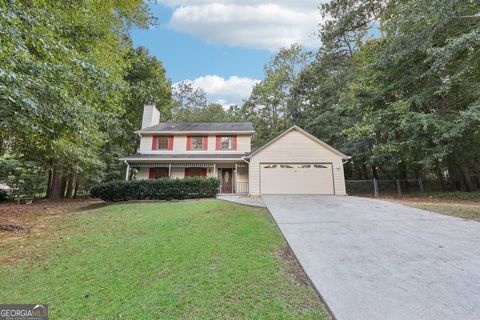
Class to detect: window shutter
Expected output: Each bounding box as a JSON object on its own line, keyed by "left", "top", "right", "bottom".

{"left": 232, "top": 136, "right": 237, "bottom": 150}
{"left": 203, "top": 136, "right": 208, "bottom": 150}
{"left": 148, "top": 168, "right": 156, "bottom": 179}
{"left": 186, "top": 136, "right": 191, "bottom": 150}
{"left": 216, "top": 136, "right": 220, "bottom": 150}
{"left": 151, "top": 136, "right": 158, "bottom": 150}
{"left": 202, "top": 168, "right": 208, "bottom": 177}
{"left": 168, "top": 136, "right": 174, "bottom": 150}
{"left": 184, "top": 168, "right": 190, "bottom": 177}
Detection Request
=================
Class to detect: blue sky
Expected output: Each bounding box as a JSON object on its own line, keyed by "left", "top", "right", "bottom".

{"left": 131, "top": 1, "right": 324, "bottom": 106}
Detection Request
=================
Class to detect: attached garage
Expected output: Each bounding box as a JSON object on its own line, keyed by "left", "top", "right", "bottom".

{"left": 260, "top": 163, "right": 334, "bottom": 195}
{"left": 246, "top": 126, "right": 350, "bottom": 196}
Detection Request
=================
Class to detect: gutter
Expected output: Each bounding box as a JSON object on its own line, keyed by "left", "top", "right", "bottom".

{"left": 134, "top": 130, "right": 256, "bottom": 135}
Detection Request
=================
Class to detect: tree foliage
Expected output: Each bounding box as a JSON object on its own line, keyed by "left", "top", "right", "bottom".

{"left": 244, "top": 0, "right": 480, "bottom": 191}
{"left": 0, "top": 0, "right": 171, "bottom": 198}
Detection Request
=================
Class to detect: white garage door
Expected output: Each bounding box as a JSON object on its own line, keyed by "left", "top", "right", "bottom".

{"left": 260, "top": 163, "right": 334, "bottom": 194}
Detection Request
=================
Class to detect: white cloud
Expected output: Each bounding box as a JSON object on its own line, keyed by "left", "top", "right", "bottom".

{"left": 159, "top": 1, "right": 325, "bottom": 51}
{"left": 178, "top": 75, "right": 260, "bottom": 107}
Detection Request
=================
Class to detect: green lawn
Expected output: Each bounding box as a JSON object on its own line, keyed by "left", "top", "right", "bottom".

{"left": 0, "top": 200, "right": 327, "bottom": 319}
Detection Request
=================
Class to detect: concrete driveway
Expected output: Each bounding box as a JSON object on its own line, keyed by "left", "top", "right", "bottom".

{"left": 262, "top": 195, "right": 480, "bottom": 320}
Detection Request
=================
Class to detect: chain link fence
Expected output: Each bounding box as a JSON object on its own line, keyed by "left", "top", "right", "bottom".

{"left": 346, "top": 179, "right": 447, "bottom": 196}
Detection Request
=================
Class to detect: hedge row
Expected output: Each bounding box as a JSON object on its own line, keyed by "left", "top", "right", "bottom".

{"left": 90, "top": 177, "right": 220, "bottom": 202}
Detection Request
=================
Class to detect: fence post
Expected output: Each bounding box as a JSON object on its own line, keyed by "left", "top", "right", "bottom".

{"left": 396, "top": 179, "right": 402, "bottom": 196}
{"left": 418, "top": 177, "right": 424, "bottom": 193}
{"left": 373, "top": 178, "right": 379, "bottom": 197}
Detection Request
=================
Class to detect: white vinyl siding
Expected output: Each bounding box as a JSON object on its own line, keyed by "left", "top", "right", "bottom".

{"left": 139, "top": 135, "right": 251, "bottom": 154}
{"left": 249, "top": 130, "right": 346, "bottom": 195}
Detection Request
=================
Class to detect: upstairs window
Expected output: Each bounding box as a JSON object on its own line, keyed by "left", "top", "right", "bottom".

{"left": 187, "top": 136, "right": 208, "bottom": 151}
{"left": 152, "top": 136, "right": 173, "bottom": 150}
{"left": 157, "top": 137, "right": 169, "bottom": 149}
{"left": 216, "top": 136, "right": 237, "bottom": 150}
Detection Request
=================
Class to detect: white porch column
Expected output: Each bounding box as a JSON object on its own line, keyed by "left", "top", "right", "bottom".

{"left": 125, "top": 162, "right": 130, "bottom": 181}
{"left": 234, "top": 163, "right": 238, "bottom": 194}
{"left": 168, "top": 164, "right": 172, "bottom": 178}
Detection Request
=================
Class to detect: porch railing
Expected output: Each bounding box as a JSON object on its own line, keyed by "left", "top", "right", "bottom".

{"left": 235, "top": 181, "right": 249, "bottom": 194}
{"left": 218, "top": 182, "right": 249, "bottom": 194}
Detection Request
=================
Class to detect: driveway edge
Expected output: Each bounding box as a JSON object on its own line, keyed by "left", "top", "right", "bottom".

{"left": 263, "top": 203, "right": 337, "bottom": 320}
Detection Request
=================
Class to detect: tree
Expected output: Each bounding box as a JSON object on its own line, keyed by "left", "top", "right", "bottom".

{"left": 244, "top": 44, "right": 313, "bottom": 145}
{"left": 0, "top": 0, "right": 156, "bottom": 198}
{"left": 170, "top": 81, "right": 208, "bottom": 121}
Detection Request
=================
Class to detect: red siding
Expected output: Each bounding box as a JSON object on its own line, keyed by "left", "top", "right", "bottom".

{"left": 184, "top": 168, "right": 190, "bottom": 177}
{"left": 202, "top": 168, "right": 208, "bottom": 177}
{"left": 186, "top": 136, "right": 191, "bottom": 150}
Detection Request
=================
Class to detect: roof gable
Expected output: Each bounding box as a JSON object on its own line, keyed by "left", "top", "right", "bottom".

{"left": 246, "top": 125, "right": 350, "bottom": 160}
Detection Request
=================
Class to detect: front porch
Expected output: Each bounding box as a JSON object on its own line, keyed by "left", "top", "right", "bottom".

{"left": 126, "top": 161, "right": 249, "bottom": 195}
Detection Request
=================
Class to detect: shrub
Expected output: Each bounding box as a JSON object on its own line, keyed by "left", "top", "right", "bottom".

{"left": 0, "top": 189, "right": 11, "bottom": 202}
{"left": 90, "top": 177, "right": 221, "bottom": 202}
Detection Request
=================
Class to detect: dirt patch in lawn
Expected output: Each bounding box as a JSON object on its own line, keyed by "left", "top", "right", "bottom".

{"left": 278, "top": 245, "right": 311, "bottom": 288}
{"left": 0, "top": 199, "right": 104, "bottom": 242}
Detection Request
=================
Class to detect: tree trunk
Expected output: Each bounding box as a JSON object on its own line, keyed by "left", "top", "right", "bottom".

{"left": 49, "top": 164, "right": 64, "bottom": 200}
{"left": 73, "top": 183, "right": 79, "bottom": 199}
{"left": 457, "top": 165, "right": 475, "bottom": 192}
{"left": 398, "top": 162, "right": 409, "bottom": 192}
{"left": 371, "top": 165, "right": 379, "bottom": 180}
{"left": 362, "top": 165, "right": 370, "bottom": 180}
{"left": 60, "top": 175, "right": 68, "bottom": 199}
{"left": 473, "top": 176, "right": 480, "bottom": 190}
{"left": 65, "top": 174, "right": 76, "bottom": 199}
{"left": 447, "top": 163, "right": 462, "bottom": 191}
{"left": 434, "top": 163, "right": 446, "bottom": 191}
{"left": 45, "top": 169, "right": 52, "bottom": 199}
{"left": 356, "top": 165, "right": 362, "bottom": 180}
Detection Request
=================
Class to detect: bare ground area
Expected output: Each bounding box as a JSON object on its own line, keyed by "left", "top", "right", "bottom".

{"left": 0, "top": 199, "right": 104, "bottom": 245}
{"left": 363, "top": 195, "right": 480, "bottom": 221}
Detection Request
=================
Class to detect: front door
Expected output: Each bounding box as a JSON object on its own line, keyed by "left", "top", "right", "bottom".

{"left": 221, "top": 168, "right": 233, "bottom": 193}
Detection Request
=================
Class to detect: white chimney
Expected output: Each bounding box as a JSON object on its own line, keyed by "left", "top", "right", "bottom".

{"left": 141, "top": 104, "right": 160, "bottom": 129}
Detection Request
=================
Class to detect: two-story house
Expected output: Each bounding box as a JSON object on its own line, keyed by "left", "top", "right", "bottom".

{"left": 120, "top": 105, "right": 349, "bottom": 196}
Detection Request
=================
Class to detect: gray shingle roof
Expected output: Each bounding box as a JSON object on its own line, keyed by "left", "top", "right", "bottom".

{"left": 120, "top": 153, "right": 246, "bottom": 161}
{"left": 137, "top": 122, "right": 254, "bottom": 133}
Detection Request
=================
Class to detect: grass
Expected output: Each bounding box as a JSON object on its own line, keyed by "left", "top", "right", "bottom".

{"left": 396, "top": 201, "right": 480, "bottom": 221}
{"left": 0, "top": 200, "right": 327, "bottom": 319}
{"left": 424, "top": 191, "right": 480, "bottom": 202}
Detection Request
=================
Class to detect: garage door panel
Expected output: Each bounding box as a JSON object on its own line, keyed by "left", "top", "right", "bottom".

{"left": 261, "top": 163, "right": 334, "bottom": 194}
